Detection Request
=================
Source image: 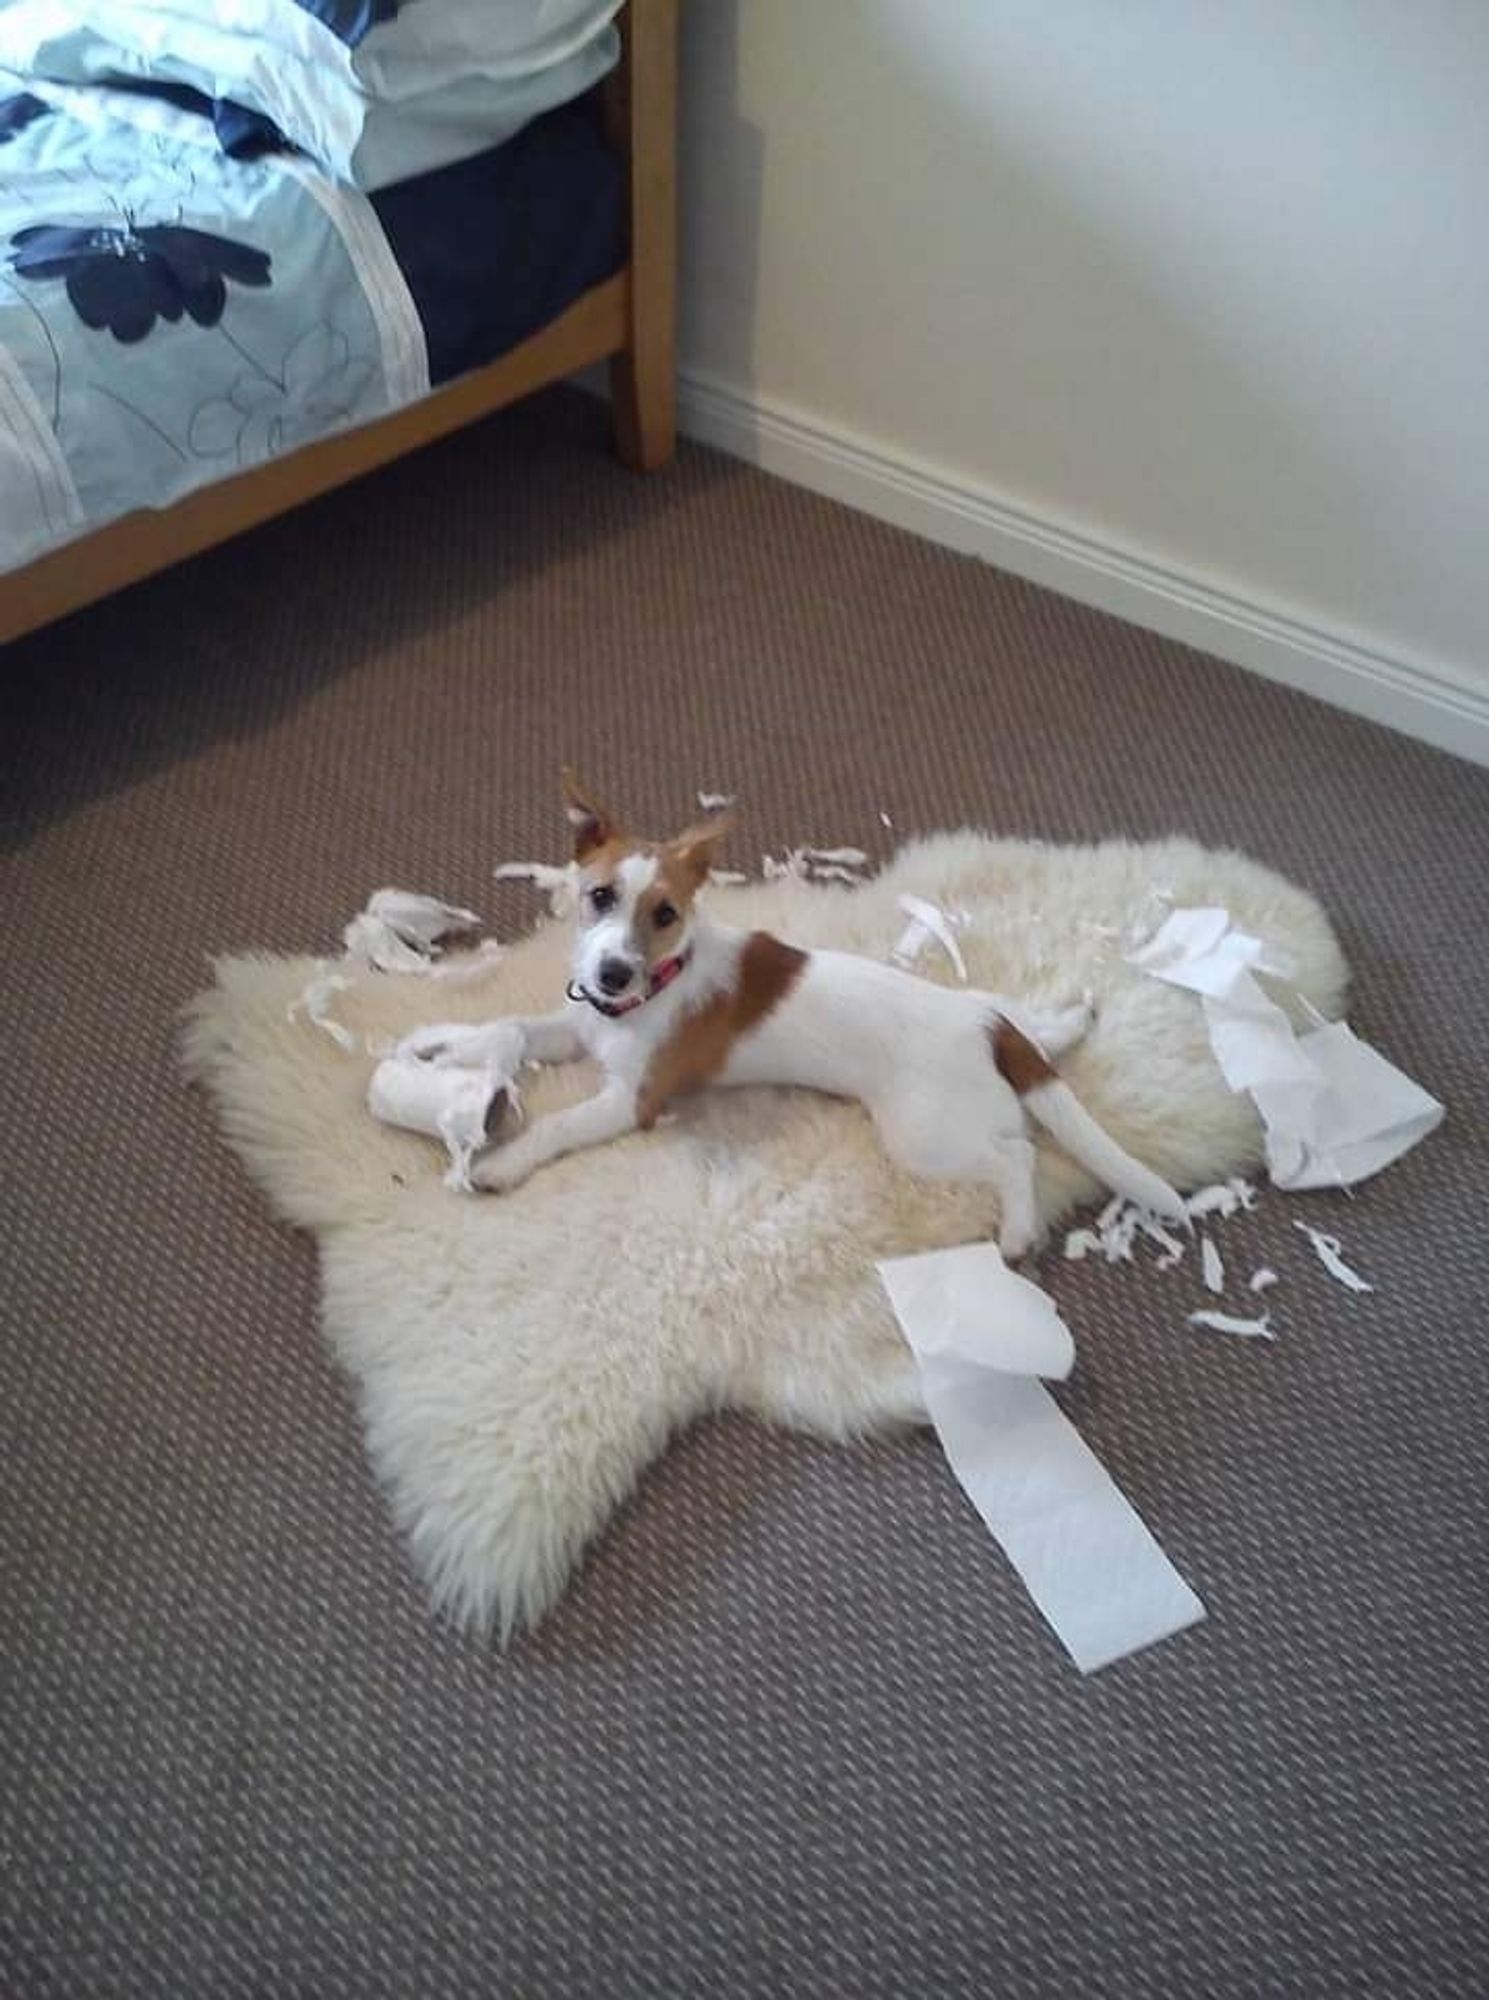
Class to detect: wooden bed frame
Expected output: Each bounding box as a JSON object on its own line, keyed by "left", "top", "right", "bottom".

{"left": 0, "top": 0, "right": 677, "bottom": 646}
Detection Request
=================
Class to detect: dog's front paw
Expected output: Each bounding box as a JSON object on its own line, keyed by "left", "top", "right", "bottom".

{"left": 397, "top": 1021, "right": 522, "bottom": 1071}
{"left": 471, "top": 1145, "right": 534, "bottom": 1195}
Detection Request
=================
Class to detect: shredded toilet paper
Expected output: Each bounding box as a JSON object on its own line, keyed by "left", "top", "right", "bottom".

{"left": 1128, "top": 908, "right": 1442, "bottom": 1191}
{"left": 878, "top": 1244, "right": 1206, "bottom": 1673}
{"left": 368, "top": 1022, "right": 526, "bottom": 1190}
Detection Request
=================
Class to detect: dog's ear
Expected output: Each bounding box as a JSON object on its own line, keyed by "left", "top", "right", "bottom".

{"left": 669, "top": 809, "right": 736, "bottom": 886}
{"left": 561, "top": 768, "right": 619, "bottom": 861}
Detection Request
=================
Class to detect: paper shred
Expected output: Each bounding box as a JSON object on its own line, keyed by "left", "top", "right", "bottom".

{"left": 343, "top": 889, "right": 482, "bottom": 974}
{"left": 1189, "top": 1309, "right": 1276, "bottom": 1340}
{"left": 707, "top": 868, "right": 749, "bottom": 887}
{"left": 879, "top": 809, "right": 895, "bottom": 829}
{"left": 890, "top": 894, "right": 969, "bottom": 981}
{"left": 428, "top": 938, "right": 506, "bottom": 985}
{"left": 696, "top": 791, "right": 735, "bottom": 812}
{"left": 1200, "top": 1236, "right": 1226, "bottom": 1294}
{"left": 288, "top": 966, "right": 356, "bottom": 1051}
{"left": 1292, "top": 1221, "right": 1374, "bottom": 1294}
{"left": 1063, "top": 1228, "right": 1102, "bottom": 1262}
{"left": 493, "top": 859, "right": 579, "bottom": 917}
{"left": 1186, "top": 1178, "right": 1255, "bottom": 1220}
{"left": 762, "top": 846, "right": 872, "bottom": 887}
{"left": 1249, "top": 1266, "right": 1279, "bottom": 1293}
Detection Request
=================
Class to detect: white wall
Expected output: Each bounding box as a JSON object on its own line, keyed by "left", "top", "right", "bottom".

{"left": 675, "top": 0, "right": 1489, "bottom": 761}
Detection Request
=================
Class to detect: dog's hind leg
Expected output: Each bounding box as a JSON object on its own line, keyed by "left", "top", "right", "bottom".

{"left": 982, "top": 1137, "right": 1041, "bottom": 1260}
{"left": 872, "top": 1090, "right": 1042, "bottom": 1261}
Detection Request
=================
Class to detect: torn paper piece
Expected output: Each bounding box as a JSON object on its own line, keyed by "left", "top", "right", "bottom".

{"left": 879, "top": 809, "right": 894, "bottom": 829}
{"left": 368, "top": 1054, "right": 520, "bottom": 1192}
{"left": 878, "top": 1243, "right": 1075, "bottom": 1380}
{"left": 763, "top": 846, "right": 872, "bottom": 887}
{"left": 1063, "top": 1228, "right": 1103, "bottom": 1262}
{"left": 707, "top": 868, "right": 749, "bottom": 887}
{"left": 1200, "top": 1237, "right": 1226, "bottom": 1295}
{"left": 1129, "top": 907, "right": 1442, "bottom": 1192}
{"left": 696, "top": 791, "right": 735, "bottom": 813}
{"left": 1141, "top": 1216, "right": 1187, "bottom": 1272}
{"left": 1066, "top": 1198, "right": 1190, "bottom": 1272}
{"left": 1189, "top": 1309, "right": 1275, "bottom": 1340}
{"left": 1257, "top": 1021, "right": 1444, "bottom": 1191}
{"left": 428, "top": 938, "right": 506, "bottom": 985}
{"left": 343, "top": 889, "right": 483, "bottom": 974}
{"left": 890, "top": 894, "right": 969, "bottom": 981}
{"left": 288, "top": 967, "right": 357, "bottom": 1051}
{"left": 922, "top": 1365, "right": 1207, "bottom": 1671}
{"left": 1185, "top": 1178, "right": 1256, "bottom": 1221}
{"left": 1292, "top": 1221, "right": 1374, "bottom": 1294}
{"left": 1128, "top": 909, "right": 1312, "bottom": 1099}
{"left": 877, "top": 1244, "right": 1203, "bottom": 1672}
{"left": 493, "top": 860, "right": 579, "bottom": 917}
{"left": 1099, "top": 1198, "right": 1142, "bottom": 1264}
{"left": 1249, "top": 1267, "right": 1279, "bottom": 1293}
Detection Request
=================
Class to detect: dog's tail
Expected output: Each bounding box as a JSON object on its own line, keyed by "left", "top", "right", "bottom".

{"left": 989, "top": 1018, "right": 1186, "bottom": 1221}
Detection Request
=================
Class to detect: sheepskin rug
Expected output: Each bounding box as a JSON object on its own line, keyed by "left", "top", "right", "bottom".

{"left": 183, "top": 833, "right": 1346, "bottom": 1639}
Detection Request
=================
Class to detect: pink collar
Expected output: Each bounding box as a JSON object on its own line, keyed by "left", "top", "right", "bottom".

{"left": 568, "top": 950, "right": 691, "bottom": 1020}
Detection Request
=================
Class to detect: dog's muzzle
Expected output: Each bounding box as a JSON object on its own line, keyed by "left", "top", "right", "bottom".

{"left": 568, "top": 950, "right": 691, "bottom": 1019}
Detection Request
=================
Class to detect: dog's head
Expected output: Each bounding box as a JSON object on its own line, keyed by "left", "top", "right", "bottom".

{"left": 561, "top": 769, "right": 734, "bottom": 1011}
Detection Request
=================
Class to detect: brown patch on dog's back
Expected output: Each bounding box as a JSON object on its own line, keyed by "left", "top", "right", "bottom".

{"left": 638, "top": 932, "right": 807, "bottom": 1127}
{"left": 989, "top": 1016, "right": 1056, "bottom": 1096}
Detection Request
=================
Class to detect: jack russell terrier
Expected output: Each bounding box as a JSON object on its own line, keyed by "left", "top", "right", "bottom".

{"left": 398, "top": 774, "right": 1186, "bottom": 1255}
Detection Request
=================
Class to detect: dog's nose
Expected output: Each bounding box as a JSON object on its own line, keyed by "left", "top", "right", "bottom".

{"left": 598, "top": 956, "right": 633, "bottom": 996}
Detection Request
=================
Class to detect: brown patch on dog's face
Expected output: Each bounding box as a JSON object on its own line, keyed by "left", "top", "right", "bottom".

{"left": 573, "top": 835, "right": 635, "bottom": 915}
{"left": 631, "top": 846, "right": 700, "bottom": 969}
{"left": 637, "top": 930, "right": 807, "bottom": 1126}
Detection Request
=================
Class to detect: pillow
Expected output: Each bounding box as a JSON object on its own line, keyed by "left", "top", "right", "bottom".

{"left": 0, "top": 0, "right": 622, "bottom": 189}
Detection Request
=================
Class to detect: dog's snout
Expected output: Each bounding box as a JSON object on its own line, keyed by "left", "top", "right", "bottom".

{"left": 598, "top": 956, "right": 633, "bottom": 996}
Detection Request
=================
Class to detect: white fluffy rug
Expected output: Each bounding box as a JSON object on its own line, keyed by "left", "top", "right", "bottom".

{"left": 183, "top": 833, "right": 1346, "bottom": 1638}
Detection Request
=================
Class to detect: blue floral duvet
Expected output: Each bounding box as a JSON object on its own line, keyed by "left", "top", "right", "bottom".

{"left": 0, "top": 78, "right": 430, "bottom": 574}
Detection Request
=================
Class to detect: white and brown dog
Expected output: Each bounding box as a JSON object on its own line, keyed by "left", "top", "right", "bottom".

{"left": 398, "top": 775, "right": 1185, "bottom": 1253}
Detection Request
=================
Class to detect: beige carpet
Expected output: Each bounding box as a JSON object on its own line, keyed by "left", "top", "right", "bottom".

{"left": 4, "top": 388, "right": 1487, "bottom": 1999}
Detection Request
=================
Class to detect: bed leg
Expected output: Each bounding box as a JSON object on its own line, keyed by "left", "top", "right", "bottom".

{"left": 610, "top": 320, "right": 675, "bottom": 470}
{"left": 607, "top": 0, "right": 678, "bottom": 470}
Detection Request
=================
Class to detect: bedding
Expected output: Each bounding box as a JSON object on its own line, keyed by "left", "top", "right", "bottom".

{"left": 0, "top": 73, "right": 623, "bottom": 576}
{"left": 0, "top": 1, "right": 622, "bottom": 189}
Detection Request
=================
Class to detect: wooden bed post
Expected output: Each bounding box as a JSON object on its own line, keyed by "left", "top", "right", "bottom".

{"left": 607, "top": 0, "right": 679, "bottom": 471}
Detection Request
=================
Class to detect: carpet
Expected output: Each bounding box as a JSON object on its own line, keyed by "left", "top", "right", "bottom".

{"left": 183, "top": 830, "right": 1345, "bottom": 1639}
{"left": 7, "top": 388, "right": 1489, "bottom": 2000}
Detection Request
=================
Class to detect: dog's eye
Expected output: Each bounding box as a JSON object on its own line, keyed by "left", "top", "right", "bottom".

{"left": 654, "top": 901, "right": 678, "bottom": 929}
{"left": 589, "top": 884, "right": 617, "bottom": 914}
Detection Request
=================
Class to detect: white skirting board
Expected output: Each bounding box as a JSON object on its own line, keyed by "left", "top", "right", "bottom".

{"left": 672, "top": 370, "right": 1489, "bottom": 770}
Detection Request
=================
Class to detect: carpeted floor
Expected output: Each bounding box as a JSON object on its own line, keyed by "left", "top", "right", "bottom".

{"left": 4, "top": 388, "right": 1487, "bottom": 2000}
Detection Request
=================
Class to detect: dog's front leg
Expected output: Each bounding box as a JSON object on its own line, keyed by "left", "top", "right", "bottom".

{"left": 472, "top": 1080, "right": 637, "bottom": 1193}
{"left": 397, "top": 1009, "right": 585, "bottom": 1070}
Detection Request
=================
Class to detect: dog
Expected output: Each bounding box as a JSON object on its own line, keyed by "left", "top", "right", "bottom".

{"left": 397, "top": 773, "right": 1186, "bottom": 1254}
